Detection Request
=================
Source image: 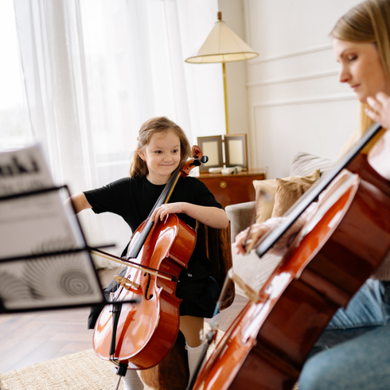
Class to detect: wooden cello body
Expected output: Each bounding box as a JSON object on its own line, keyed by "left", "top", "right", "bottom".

{"left": 93, "top": 214, "right": 196, "bottom": 368}
{"left": 139, "top": 221, "right": 235, "bottom": 390}
{"left": 192, "top": 126, "right": 390, "bottom": 390}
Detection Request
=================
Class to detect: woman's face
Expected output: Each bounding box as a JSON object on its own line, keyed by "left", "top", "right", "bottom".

{"left": 333, "top": 38, "right": 390, "bottom": 103}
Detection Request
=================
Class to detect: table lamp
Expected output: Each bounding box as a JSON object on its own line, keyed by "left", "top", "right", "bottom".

{"left": 185, "top": 12, "right": 258, "bottom": 134}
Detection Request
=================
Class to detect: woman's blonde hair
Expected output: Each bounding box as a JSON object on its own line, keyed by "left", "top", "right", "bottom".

{"left": 330, "top": 0, "right": 390, "bottom": 135}
{"left": 129, "top": 116, "right": 192, "bottom": 177}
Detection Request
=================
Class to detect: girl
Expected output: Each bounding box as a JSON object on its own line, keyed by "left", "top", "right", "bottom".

{"left": 70, "top": 116, "right": 229, "bottom": 390}
{"left": 236, "top": 1, "right": 390, "bottom": 389}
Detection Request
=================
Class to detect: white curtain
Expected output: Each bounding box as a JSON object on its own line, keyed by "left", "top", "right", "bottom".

{"left": 0, "top": 1, "right": 33, "bottom": 150}
{"left": 13, "top": 0, "right": 225, "bottom": 267}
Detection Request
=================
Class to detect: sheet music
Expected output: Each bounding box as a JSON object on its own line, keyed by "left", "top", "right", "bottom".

{"left": 0, "top": 144, "right": 54, "bottom": 197}
{"left": 0, "top": 145, "right": 103, "bottom": 311}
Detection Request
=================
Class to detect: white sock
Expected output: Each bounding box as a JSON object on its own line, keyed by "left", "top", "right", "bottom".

{"left": 185, "top": 342, "right": 205, "bottom": 380}
{"left": 122, "top": 369, "right": 144, "bottom": 390}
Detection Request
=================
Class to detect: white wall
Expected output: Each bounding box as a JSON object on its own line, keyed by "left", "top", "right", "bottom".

{"left": 220, "top": 0, "right": 363, "bottom": 179}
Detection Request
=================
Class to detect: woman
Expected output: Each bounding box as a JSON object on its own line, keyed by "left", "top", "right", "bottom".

{"left": 235, "top": 1, "right": 390, "bottom": 389}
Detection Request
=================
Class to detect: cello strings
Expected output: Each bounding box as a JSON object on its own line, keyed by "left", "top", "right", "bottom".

{"left": 105, "top": 166, "right": 185, "bottom": 303}
{"left": 135, "top": 167, "right": 182, "bottom": 248}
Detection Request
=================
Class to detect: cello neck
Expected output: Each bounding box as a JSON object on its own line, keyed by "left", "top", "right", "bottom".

{"left": 256, "top": 122, "right": 384, "bottom": 258}
{"left": 127, "top": 147, "right": 204, "bottom": 259}
{"left": 127, "top": 166, "right": 182, "bottom": 259}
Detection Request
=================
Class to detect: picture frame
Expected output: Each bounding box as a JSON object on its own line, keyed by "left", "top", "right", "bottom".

{"left": 224, "top": 134, "right": 248, "bottom": 170}
{"left": 197, "top": 135, "right": 223, "bottom": 173}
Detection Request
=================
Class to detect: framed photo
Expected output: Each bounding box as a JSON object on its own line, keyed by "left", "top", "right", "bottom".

{"left": 224, "top": 134, "right": 248, "bottom": 170}
{"left": 197, "top": 135, "right": 223, "bottom": 173}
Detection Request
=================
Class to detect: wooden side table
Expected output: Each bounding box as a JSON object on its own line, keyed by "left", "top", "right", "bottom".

{"left": 192, "top": 169, "right": 266, "bottom": 208}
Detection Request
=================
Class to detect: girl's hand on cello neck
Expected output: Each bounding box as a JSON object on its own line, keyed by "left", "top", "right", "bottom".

{"left": 366, "top": 93, "right": 390, "bottom": 129}
{"left": 150, "top": 202, "right": 185, "bottom": 222}
{"left": 150, "top": 202, "right": 229, "bottom": 230}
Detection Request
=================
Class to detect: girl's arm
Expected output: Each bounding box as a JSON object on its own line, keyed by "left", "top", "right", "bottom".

{"left": 151, "top": 202, "right": 229, "bottom": 229}
{"left": 65, "top": 192, "right": 92, "bottom": 214}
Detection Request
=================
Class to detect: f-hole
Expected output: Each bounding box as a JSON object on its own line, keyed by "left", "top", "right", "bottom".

{"left": 144, "top": 272, "right": 153, "bottom": 300}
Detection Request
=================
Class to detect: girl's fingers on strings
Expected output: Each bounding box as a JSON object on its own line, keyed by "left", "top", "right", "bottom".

{"left": 151, "top": 206, "right": 168, "bottom": 222}
{"left": 157, "top": 209, "right": 165, "bottom": 221}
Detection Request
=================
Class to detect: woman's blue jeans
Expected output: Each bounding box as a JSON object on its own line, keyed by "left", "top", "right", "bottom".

{"left": 298, "top": 279, "right": 390, "bottom": 390}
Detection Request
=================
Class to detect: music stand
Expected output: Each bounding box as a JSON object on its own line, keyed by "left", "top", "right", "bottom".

{"left": 0, "top": 185, "right": 139, "bottom": 314}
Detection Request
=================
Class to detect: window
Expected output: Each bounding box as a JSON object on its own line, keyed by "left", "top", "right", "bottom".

{"left": 0, "top": 1, "right": 33, "bottom": 150}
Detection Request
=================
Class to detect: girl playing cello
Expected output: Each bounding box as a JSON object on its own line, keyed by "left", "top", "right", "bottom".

{"left": 236, "top": 1, "right": 390, "bottom": 389}
{"left": 70, "top": 116, "right": 229, "bottom": 389}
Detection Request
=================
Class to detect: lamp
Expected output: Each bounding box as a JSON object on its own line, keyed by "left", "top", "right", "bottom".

{"left": 185, "top": 12, "right": 258, "bottom": 134}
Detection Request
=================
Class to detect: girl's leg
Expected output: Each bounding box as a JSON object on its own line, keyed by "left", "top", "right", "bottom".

{"left": 180, "top": 315, "right": 204, "bottom": 379}
{"left": 122, "top": 315, "right": 204, "bottom": 389}
{"left": 122, "top": 370, "right": 144, "bottom": 390}
{"left": 180, "top": 315, "right": 203, "bottom": 347}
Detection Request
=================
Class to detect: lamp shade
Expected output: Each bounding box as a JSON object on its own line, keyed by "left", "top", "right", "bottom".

{"left": 185, "top": 14, "right": 258, "bottom": 64}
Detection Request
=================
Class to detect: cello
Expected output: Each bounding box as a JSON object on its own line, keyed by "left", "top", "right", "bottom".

{"left": 92, "top": 146, "right": 208, "bottom": 372}
{"left": 191, "top": 123, "right": 390, "bottom": 389}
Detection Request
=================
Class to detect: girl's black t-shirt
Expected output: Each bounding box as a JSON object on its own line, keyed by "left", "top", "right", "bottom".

{"left": 84, "top": 175, "right": 224, "bottom": 318}
{"left": 84, "top": 175, "right": 222, "bottom": 235}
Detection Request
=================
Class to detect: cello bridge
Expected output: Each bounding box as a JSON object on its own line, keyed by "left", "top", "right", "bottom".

{"left": 114, "top": 275, "right": 140, "bottom": 290}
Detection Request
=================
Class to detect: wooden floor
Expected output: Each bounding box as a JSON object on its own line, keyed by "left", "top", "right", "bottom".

{"left": 0, "top": 269, "right": 248, "bottom": 373}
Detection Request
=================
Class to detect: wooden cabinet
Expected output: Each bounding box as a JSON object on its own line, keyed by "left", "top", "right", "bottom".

{"left": 193, "top": 169, "right": 266, "bottom": 208}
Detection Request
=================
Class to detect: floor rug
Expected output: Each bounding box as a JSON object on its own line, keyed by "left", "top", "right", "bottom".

{"left": 0, "top": 325, "right": 224, "bottom": 390}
